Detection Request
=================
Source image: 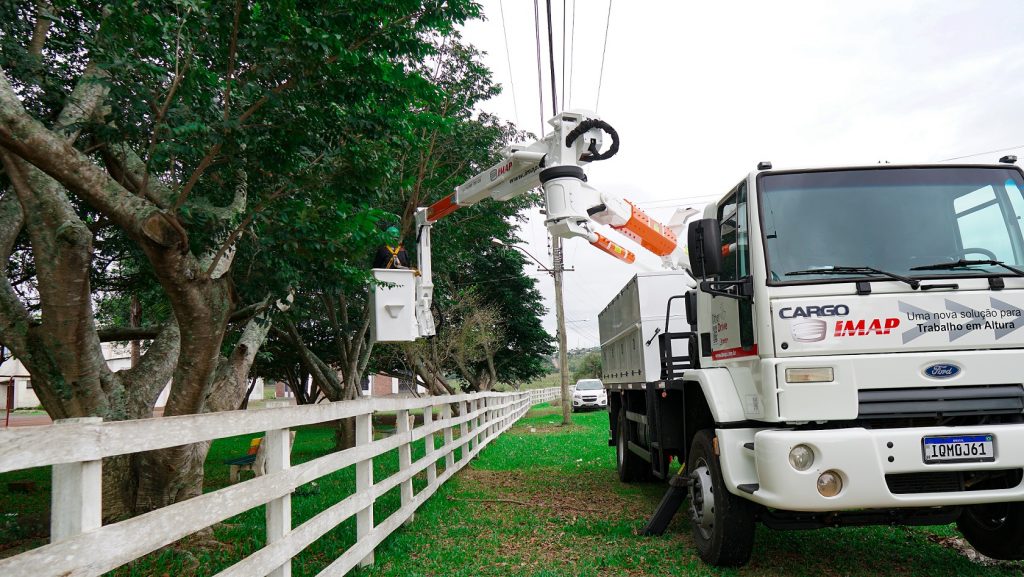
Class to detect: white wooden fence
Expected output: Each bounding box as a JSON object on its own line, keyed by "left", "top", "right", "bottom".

{"left": 0, "top": 387, "right": 560, "bottom": 577}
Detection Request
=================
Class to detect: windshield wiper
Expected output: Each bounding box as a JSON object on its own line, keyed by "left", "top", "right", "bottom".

{"left": 909, "top": 259, "right": 1024, "bottom": 277}
{"left": 786, "top": 266, "right": 920, "bottom": 289}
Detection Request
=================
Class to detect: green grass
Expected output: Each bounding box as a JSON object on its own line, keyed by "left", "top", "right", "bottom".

{"left": 359, "top": 407, "right": 1024, "bottom": 577}
{"left": 4, "top": 405, "right": 1023, "bottom": 576}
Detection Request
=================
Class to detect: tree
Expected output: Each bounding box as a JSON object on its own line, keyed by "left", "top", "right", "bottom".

{"left": 0, "top": 0, "right": 480, "bottom": 517}
{"left": 572, "top": 352, "right": 602, "bottom": 382}
{"left": 267, "top": 38, "right": 553, "bottom": 448}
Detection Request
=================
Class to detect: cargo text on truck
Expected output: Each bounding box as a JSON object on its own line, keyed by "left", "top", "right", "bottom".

{"left": 370, "top": 111, "right": 1024, "bottom": 567}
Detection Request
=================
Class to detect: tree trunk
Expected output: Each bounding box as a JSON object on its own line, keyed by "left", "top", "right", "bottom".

{"left": 134, "top": 301, "right": 277, "bottom": 513}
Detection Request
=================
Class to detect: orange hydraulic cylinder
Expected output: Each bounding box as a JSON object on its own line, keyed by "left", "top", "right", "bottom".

{"left": 610, "top": 201, "right": 678, "bottom": 256}
{"left": 590, "top": 232, "right": 637, "bottom": 264}
{"left": 427, "top": 193, "right": 461, "bottom": 222}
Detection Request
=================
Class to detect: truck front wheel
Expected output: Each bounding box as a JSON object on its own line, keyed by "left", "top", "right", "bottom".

{"left": 958, "top": 502, "right": 1024, "bottom": 560}
{"left": 616, "top": 409, "right": 648, "bottom": 482}
{"left": 686, "top": 429, "right": 756, "bottom": 566}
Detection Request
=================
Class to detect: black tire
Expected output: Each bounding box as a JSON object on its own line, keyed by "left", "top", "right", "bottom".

{"left": 686, "top": 429, "right": 756, "bottom": 567}
{"left": 616, "top": 408, "right": 648, "bottom": 482}
{"left": 957, "top": 502, "right": 1024, "bottom": 560}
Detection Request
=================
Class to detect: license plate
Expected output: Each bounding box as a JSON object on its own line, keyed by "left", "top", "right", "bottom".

{"left": 922, "top": 434, "right": 995, "bottom": 464}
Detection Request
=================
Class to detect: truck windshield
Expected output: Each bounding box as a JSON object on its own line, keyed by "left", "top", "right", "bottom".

{"left": 575, "top": 379, "right": 603, "bottom": 390}
{"left": 760, "top": 167, "right": 1024, "bottom": 284}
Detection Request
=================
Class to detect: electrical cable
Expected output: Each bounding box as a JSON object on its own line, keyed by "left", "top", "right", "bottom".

{"left": 498, "top": 0, "right": 520, "bottom": 127}
{"left": 595, "top": 0, "right": 613, "bottom": 111}
{"left": 533, "top": 0, "right": 546, "bottom": 135}
{"left": 545, "top": 0, "right": 559, "bottom": 114}
{"left": 938, "top": 144, "right": 1024, "bottom": 163}
{"left": 561, "top": 0, "right": 566, "bottom": 111}
{"left": 635, "top": 193, "right": 723, "bottom": 206}
{"left": 567, "top": 0, "right": 577, "bottom": 109}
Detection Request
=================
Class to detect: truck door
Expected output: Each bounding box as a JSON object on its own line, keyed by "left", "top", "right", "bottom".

{"left": 710, "top": 181, "right": 757, "bottom": 363}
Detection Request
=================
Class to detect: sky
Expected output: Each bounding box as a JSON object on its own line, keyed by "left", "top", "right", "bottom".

{"left": 459, "top": 1, "right": 1024, "bottom": 349}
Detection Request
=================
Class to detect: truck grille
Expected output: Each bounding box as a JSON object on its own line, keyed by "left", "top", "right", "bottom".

{"left": 582, "top": 396, "right": 598, "bottom": 402}
{"left": 858, "top": 384, "right": 1024, "bottom": 420}
{"left": 885, "top": 472, "right": 963, "bottom": 494}
{"left": 886, "top": 469, "right": 1023, "bottom": 495}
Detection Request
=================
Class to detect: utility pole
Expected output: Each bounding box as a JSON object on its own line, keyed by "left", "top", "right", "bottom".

{"left": 552, "top": 235, "right": 571, "bottom": 425}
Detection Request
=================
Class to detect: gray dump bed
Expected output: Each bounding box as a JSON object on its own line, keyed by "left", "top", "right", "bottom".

{"left": 598, "top": 271, "right": 692, "bottom": 385}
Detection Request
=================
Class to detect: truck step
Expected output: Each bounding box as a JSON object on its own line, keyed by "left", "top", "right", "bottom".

{"left": 738, "top": 483, "right": 759, "bottom": 494}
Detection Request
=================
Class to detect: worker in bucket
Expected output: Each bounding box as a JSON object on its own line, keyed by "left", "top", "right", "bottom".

{"left": 372, "top": 223, "right": 410, "bottom": 269}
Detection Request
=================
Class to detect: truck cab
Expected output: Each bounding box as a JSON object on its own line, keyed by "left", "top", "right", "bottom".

{"left": 605, "top": 162, "right": 1024, "bottom": 566}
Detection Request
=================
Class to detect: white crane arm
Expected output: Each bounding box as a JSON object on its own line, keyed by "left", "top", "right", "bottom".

{"left": 379, "top": 111, "right": 688, "bottom": 340}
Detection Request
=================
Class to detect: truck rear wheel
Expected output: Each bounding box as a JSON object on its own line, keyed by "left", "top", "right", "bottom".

{"left": 616, "top": 409, "right": 648, "bottom": 482}
{"left": 686, "top": 429, "right": 755, "bottom": 567}
{"left": 958, "top": 502, "right": 1024, "bottom": 560}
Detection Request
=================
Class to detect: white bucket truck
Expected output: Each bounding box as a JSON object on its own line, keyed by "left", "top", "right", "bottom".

{"left": 604, "top": 159, "right": 1024, "bottom": 566}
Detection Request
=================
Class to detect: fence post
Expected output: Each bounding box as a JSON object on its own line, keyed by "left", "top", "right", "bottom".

{"left": 356, "top": 412, "right": 374, "bottom": 567}
{"left": 482, "top": 397, "right": 491, "bottom": 441}
{"left": 459, "top": 400, "right": 470, "bottom": 463}
{"left": 397, "top": 408, "right": 413, "bottom": 526}
{"left": 441, "top": 403, "right": 455, "bottom": 470}
{"left": 51, "top": 417, "right": 102, "bottom": 543}
{"left": 467, "top": 399, "right": 477, "bottom": 454}
{"left": 475, "top": 399, "right": 483, "bottom": 448}
{"left": 422, "top": 404, "right": 437, "bottom": 486}
{"left": 264, "top": 400, "right": 293, "bottom": 577}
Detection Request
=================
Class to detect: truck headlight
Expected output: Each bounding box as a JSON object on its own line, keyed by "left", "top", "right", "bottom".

{"left": 788, "top": 444, "right": 814, "bottom": 471}
{"left": 785, "top": 367, "right": 834, "bottom": 383}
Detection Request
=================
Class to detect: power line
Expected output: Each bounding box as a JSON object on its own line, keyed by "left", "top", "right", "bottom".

{"left": 532, "top": 0, "right": 546, "bottom": 135}
{"left": 636, "top": 194, "right": 722, "bottom": 208}
{"left": 567, "top": 0, "right": 576, "bottom": 109}
{"left": 545, "top": 0, "right": 559, "bottom": 114}
{"left": 938, "top": 144, "right": 1024, "bottom": 163}
{"left": 595, "top": 0, "right": 613, "bottom": 111}
{"left": 561, "top": 0, "right": 566, "bottom": 111}
{"left": 497, "top": 0, "right": 520, "bottom": 127}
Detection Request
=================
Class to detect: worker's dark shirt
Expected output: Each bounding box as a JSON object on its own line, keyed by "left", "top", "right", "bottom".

{"left": 373, "top": 245, "right": 410, "bottom": 268}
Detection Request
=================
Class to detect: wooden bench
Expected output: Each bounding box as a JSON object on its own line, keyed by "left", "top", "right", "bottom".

{"left": 224, "top": 437, "right": 263, "bottom": 483}
{"left": 223, "top": 432, "right": 297, "bottom": 483}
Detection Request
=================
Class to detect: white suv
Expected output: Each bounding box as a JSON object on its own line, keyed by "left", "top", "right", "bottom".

{"left": 572, "top": 379, "right": 607, "bottom": 412}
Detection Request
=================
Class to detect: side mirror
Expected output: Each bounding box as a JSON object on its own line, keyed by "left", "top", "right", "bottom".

{"left": 687, "top": 219, "right": 722, "bottom": 279}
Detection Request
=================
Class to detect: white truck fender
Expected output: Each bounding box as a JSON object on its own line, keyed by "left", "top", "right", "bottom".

{"left": 682, "top": 368, "right": 747, "bottom": 423}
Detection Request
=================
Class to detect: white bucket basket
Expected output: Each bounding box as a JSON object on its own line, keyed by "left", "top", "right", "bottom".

{"left": 371, "top": 268, "right": 417, "bottom": 342}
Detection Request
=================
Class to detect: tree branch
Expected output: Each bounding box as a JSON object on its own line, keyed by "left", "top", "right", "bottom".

{"left": 29, "top": 1, "right": 54, "bottom": 58}
{"left": 0, "top": 181, "right": 23, "bottom": 261}
{"left": 140, "top": 44, "right": 190, "bottom": 198}
{"left": 171, "top": 143, "right": 220, "bottom": 211}
{"left": 0, "top": 68, "right": 172, "bottom": 245}
{"left": 223, "top": 0, "right": 242, "bottom": 122}
{"left": 117, "top": 320, "right": 180, "bottom": 396}
{"left": 202, "top": 182, "right": 285, "bottom": 279}
{"left": 0, "top": 188, "right": 30, "bottom": 358}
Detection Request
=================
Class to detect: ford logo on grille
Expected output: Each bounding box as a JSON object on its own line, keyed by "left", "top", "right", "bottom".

{"left": 923, "top": 363, "right": 961, "bottom": 379}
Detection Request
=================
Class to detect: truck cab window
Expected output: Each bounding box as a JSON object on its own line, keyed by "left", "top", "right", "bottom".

{"left": 954, "top": 184, "right": 1017, "bottom": 262}
{"left": 717, "top": 180, "right": 754, "bottom": 346}
{"left": 718, "top": 181, "right": 749, "bottom": 282}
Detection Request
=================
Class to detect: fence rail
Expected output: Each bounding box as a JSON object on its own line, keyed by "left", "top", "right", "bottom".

{"left": 0, "top": 387, "right": 560, "bottom": 577}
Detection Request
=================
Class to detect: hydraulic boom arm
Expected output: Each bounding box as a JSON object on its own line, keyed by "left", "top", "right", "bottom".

{"left": 409, "top": 111, "right": 684, "bottom": 339}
